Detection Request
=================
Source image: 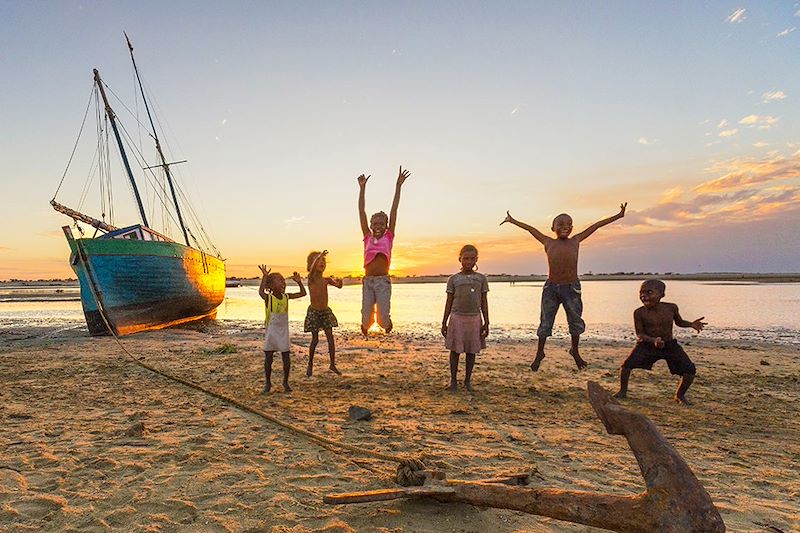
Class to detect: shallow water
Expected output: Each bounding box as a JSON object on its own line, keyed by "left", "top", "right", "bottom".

{"left": 2, "top": 280, "right": 798, "bottom": 345}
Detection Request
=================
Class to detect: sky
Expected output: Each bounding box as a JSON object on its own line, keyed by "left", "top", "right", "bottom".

{"left": 1, "top": 1, "right": 798, "bottom": 279}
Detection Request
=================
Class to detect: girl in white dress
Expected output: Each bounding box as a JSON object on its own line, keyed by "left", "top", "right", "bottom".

{"left": 258, "top": 265, "right": 306, "bottom": 393}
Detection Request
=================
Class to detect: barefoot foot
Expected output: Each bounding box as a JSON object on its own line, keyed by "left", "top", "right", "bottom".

{"left": 530, "top": 352, "right": 545, "bottom": 372}
{"left": 446, "top": 381, "right": 458, "bottom": 392}
{"left": 306, "top": 365, "right": 313, "bottom": 377}
{"left": 283, "top": 383, "right": 292, "bottom": 393}
{"left": 613, "top": 390, "right": 626, "bottom": 400}
{"left": 569, "top": 348, "right": 588, "bottom": 370}
{"left": 329, "top": 365, "right": 342, "bottom": 375}
{"left": 674, "top": 395, "right": 691, "bottom": 406}
{"left": 465, "top": 381, "right": 473, "bottom": 392}
{"left": 261, "top": 384, "right": 271, "bottom": 395}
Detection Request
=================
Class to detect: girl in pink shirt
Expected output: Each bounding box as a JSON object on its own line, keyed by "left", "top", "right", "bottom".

{"left": 357, "top": 166, "right": 411, "bottom": 334}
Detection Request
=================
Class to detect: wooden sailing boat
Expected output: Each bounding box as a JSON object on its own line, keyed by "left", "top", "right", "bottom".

{"left": 51, "top": 35, "right": 225, "bottom": 336}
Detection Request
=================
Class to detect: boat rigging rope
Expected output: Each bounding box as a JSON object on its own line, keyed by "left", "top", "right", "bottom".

{"left": 53, "top": 83, "right": 95, "bottom": 200}
{"left": 72, "top": 239, "right": 425, "bottom": 484}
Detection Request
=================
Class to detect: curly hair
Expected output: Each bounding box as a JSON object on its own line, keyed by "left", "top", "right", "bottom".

{"left": 265, "top": 272, "right": 284, "bottom": 290}
{"left": 307, "top": 251, "right": 323, "bottom": 272}
{"left": 370, "top": 211, "right": 389, "bottom": 225}
{"left": 641, "top": 278, "right": 666, "bottom": 294}
{"left": 459, "top": 244, "right": 478, "bottom": 259}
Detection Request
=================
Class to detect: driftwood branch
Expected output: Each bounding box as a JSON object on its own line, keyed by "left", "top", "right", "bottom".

{"left": 324, "top": 381, "right": 725, "bottom": 533}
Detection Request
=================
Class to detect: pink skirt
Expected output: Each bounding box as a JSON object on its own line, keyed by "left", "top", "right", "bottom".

{"left": 445, "top": 313, "right": 485, "bottom": 354}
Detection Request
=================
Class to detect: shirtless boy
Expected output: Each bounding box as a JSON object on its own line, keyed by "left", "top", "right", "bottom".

{"left": 615, "top": 279, "right": 706, "bottom": 405}
{"left": 501, "top": 203, "right": 626, "bottom": 370}
{"left": 304, "top": 250, "right": 343, "bottom": 376}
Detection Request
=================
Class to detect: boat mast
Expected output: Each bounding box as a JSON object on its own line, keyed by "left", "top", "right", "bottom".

{"left": 125, "top": 33, "right": 191, "bottom": 247}
{"left": 93, "top": 68, "right": 150, "bottom": 229}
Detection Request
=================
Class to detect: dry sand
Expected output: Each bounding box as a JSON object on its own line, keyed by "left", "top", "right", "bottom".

{"left": 1, "top": 323, "right": 798, "bottom": 532}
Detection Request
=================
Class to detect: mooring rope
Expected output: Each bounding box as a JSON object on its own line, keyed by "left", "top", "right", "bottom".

{"left": 73, "top": 239, "right": 425, "bottom": 483}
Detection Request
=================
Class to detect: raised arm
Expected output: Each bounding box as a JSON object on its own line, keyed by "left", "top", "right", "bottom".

{"left": 288, "top": 271, "right": 307, "bottom": 300}
{"left": 500, "top": 211, "right": 549, "bottom": 244}
{"left": 327, "top": 276, "right": 343, "bottom": 289}
{"left": 673, "top": 305, "right": 706, "bottom": 332}
{"left": 574, "top": 202, "right": 627, "bottom": 242}
{"left": 257, "top": 264, "right": 271, "bottom": 301}
{"left": 309, "top": 250, "right": 328, "bottom": 274}
{"left": 388, "top": 166, "right": 411, "bottom": 233}
{"left": 357, "top": 174, "right": 371, "bottom": 236}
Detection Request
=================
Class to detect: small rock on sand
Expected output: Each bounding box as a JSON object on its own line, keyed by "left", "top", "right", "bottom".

{"left": 348, "top": 406, "right": 372, "bottom": 421}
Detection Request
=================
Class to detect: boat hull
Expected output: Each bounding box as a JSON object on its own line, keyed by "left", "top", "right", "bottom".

{"left": 63, "top": 227, "right": 226, "bottom": 336}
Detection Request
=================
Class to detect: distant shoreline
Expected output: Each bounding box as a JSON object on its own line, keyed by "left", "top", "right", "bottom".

{"left": 193, "top": 272, "right": 800, "bottom": 286}
{"left": 7, "top": 272, "right": 798, "bottom": 287}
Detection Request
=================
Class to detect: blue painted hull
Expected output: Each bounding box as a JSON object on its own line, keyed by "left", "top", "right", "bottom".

{"left": 64, "top": 228, "right": 226, "bottom": 335}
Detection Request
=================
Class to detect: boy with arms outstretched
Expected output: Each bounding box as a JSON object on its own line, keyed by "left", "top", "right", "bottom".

{"left": 614, "top": 279, "right": 706, "bottom": 405}
{"left": 501, "top": 203, "right": 626, "bottom": 370}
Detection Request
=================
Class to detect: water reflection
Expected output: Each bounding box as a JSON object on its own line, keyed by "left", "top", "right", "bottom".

{"left": 2, "top": 281, "right": 798, "bottom": 344}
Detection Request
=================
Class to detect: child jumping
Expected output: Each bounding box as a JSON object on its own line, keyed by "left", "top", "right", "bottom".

{"left": 304, "top": 250, "right": 343, "bottom": 376}
{"left": 258, "top": 265, "right": 306, "bottom": 393}
{"left": 357, "top": 166, "right": 411, "bottom": 334}
{"left": 441, "top": 244, "right": 489, "bottom": 392}
{"left": 501, "top": 203, "right": 626, "bottom": 371}
{"left": 614, "top": 279, "right": 706, "bottom": 405}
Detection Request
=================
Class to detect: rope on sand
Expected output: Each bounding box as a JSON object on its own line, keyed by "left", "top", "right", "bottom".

{"left": 74, "top": 239, "right": 427, "bottom": 485}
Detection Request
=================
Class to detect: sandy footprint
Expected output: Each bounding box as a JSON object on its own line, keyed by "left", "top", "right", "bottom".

{"left": 9, "top": 494, "right": 67, "bottom": 520}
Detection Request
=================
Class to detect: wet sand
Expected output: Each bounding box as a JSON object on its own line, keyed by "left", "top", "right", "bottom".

{"left": 1, "top": 324, "right": 798, "bottom": 532}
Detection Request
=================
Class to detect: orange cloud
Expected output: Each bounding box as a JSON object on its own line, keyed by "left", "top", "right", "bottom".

{"left": 696, "top": 151, "right": 800, "bottom": 194}
{"left": 618, "top": 150, "right": 800, "bottom": 234}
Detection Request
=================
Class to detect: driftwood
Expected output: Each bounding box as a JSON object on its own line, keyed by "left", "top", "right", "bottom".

{"left": 324, "top": 381, "right": 725, "bottom": 533}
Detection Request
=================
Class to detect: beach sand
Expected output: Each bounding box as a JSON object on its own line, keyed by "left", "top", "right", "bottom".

{"left": 1, "top": 323, "right": 798, "bottom": 532}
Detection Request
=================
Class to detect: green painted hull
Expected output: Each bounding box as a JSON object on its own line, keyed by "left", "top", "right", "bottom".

{"left": 64, "top": 228, "right": 225, "bottom": 335}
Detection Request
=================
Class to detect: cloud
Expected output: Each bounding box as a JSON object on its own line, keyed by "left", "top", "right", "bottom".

{"left": 637, "top": 137, "right": 653, "bottom": 145}
{"left": 510, "top": 107, "right": 519, "bottom": 115}
{"left": 762, "top": 91, "right": 787, "bottom": 102}
{"left": 753, "top": 141, "right": 769, "bottom": 148}
{"left": 617, "top": 151, "right": 800, "bottom": 235}
{"left": 726, "top": 8, "right": 746, "bottom": 23}
{"left": 660, "top": 187, "right": 683, "bottom": 203}
{"left": 717, "top": 119, "right": 728, "bottom": 128}
{"left": 739, "top": 115, "right": 779, "bottom": 129}
{"left": 777, "top": 27, "right": 796, "bottom": 37}
{"left": 695, "top": 151, "right": 800, "bottom": 194}
{"left": 719, "top": 129, "right": 738, "bottom": 137}
{"left": 283, "top": 216, "right": 305, "bottom": 225}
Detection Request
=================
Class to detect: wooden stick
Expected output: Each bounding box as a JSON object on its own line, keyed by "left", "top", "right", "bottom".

{"left": 323, "top": 485, "right": 455, "bottom": 505}
{"left": 323, "top": 382, "right": 726, "bottom": 533}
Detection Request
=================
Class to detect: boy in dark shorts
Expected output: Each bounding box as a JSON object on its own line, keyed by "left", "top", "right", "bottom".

{"left": 501, "top": 203, "right": 626, "bottom": 371}
{"left": 614, "top": 279, "right": 706, "bottom": 405}
{"left": 304, "top": 250, "right": 343, "bottom": 376}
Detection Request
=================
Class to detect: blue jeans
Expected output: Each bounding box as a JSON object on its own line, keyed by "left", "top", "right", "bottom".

{"left": 536, "top": 280, "right": 585, "bottom": 338}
